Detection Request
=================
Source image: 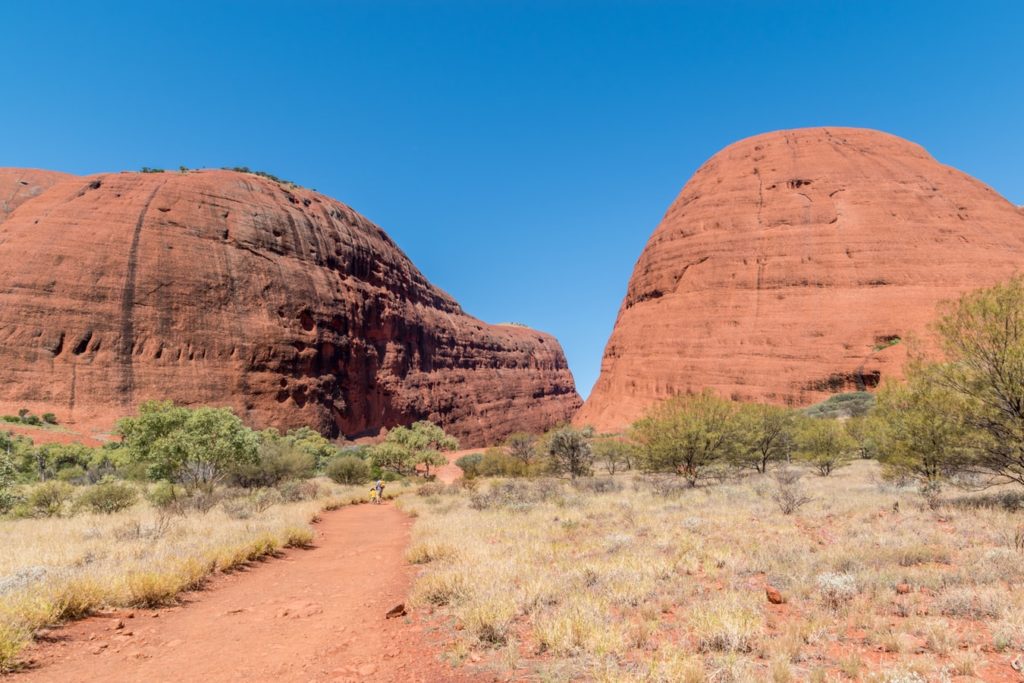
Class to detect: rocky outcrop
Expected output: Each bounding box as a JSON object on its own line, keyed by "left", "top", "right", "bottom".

{"left": 0, "top": 168, "right": 580, "bottom": 445}
{"left": 579, "top": 127, "right": 1024, "bottom": 432}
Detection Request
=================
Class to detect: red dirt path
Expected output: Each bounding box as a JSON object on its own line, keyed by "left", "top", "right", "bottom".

{"left": 13, "top": 503, "right": 482, "bottom": 682}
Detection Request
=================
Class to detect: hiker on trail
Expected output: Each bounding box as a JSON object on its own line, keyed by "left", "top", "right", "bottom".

{"left": 368, "top": 487, "right": 378, "bottom": 504}
{"left": 375, "top": 479, "right": 385, "bottom": 502}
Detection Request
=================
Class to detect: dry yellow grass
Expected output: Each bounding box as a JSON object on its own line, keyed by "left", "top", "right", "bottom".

{"left": 400, "top": 461, "right": 1024, "bottom": 681}
{"left": 0, "top": 479, "right": 382, "bottom": 671}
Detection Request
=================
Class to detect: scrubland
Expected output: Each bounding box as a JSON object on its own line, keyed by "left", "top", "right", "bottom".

{"left": 0, "top": 480, "right": 385, "bottom": 671}
{"left": 401, "top": 462, "right": 1024, "bottom": 682}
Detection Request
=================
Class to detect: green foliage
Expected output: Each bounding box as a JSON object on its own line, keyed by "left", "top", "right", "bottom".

{"left": 146, "top": 480, "right": 182, "bottom": 510}
{"left": 454, "top": 453, "right": 483, "bottom": 478}
{"left": 590, "top": 437, "right": 637, "bottom": 475}
{"left": 844, "top": 414, "right": 883, "bottom": 460}
{"left": 76, "top": 478, "right": 139, "bottom": 514}
{"left": 803, "top": 392, "right": 876, "bottom": 419}
{"left": 794, "top": 417, "right": 855, "bottom": 476}
{"left": 370, "top": 421, "right": 457, "bottom": 477}
{"left": 504, "top": 432, "right": 539, "bottom": 466}
{"left": 927, "top": 276, "right": 1024, "bottom": 486}
{"left": 229, "top": 435, "right": 315, "bottom": 488}
{"left": 631, "top": 391, "right": 738, "bottom": 485}
{"left": 221, "top": 166, "right": 298, "bottom": 188}
{"left": 41, "top": 413, "right": 58, "bottom": 425}
{"left": 873, "top": 374, "right": 970, "bottom": 484}
{"left": 0, "top": 450, "right": 17, "bottom": 513}
{"left": 325, "top": 455, "right": 371, "bottom": 485}
{"left": 733, "top": 403, "right": 795, "bottom": 473}
{"left": 22, "top": 442, "right": 97, "bottom": 481}
{"left": 140, "top": 167, "right": 165, "bottom": 173}
{"left": 476, "top": 447, "right": 529, "bottom": 477}
{"left": 26, "top": 480, "right": 74, "bottom": 517}
{"left": 117, "top": 401, "right": 259, "bottom": 491}
{"left": 545, "top": 426, "right": 593, "bottom": 479}
{"left": 279, "top": 427, "right": 341, "bottom": 471}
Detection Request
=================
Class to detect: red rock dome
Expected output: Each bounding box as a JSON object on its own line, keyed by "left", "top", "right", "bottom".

{"left": 578, "top": 127, "right": 1024, "bottom": 432}
{"left": 0, "top": 168, "right": 580, "bottom": 445}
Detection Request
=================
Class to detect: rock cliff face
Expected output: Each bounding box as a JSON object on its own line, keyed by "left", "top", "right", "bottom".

{"left": 0, "top": 168, "right": 580, "bottom": 445}
{"left": 579, "top": 127, "right": 1024, "bottom": 432}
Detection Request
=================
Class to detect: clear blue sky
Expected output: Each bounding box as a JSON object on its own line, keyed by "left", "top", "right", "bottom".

{"left": 3, "top": 1, "right": 1022, "bottom": 397}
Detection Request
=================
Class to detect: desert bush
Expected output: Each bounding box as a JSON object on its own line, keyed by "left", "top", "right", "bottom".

{"left": 325, "top": 455, "right": 371, "bottom": 485}
{"left": 631, "top": 390, "right": 738, "bottom": 485}
{"left": 75, "top": 478, "right": 138, "bottom": 514}
{"left": 0, "top": 452, "right": 17, "bottom": 514}
{"left": 945, "top": 489, "right": 1024, "bottom": 512}
{"left": 734, "top": 403, "right": 796, "bottom": 473}
{"left": 545, "top": 426, "right": 594, "bottom": 480}
{"left": 572, "top": 477, "right": 623, "bottom": 494}
{"left": 369, "top": 421, "right": 457, "bottom": 477}
{"left": 229, "top": 438, "right": 315, "bottom": 488}
{"left": 454, "top": 453, "right": 483, "bottom": 478}
{"left": 633, "top": 475, "right": 692, "bottom": 498}
{"left": 505, "top": 431, "right": 540, "bottom": 467}
{"left": 803, "top": 391, "right": 875, "bottom": 419}
{"left": 41, "top": 413, "right": 58, "bottom": 425}
{"left": 476, "top": 448, "right": 528, "bottom": 477}
{"left": 26, "top": 480, "right": 74, "bottom": 517}
{"left": 772, "top": 467, "right": 813, "bottom": 514}
{"left": 816, "top": 572, "right": 858, "bottom": 609}
{"left": 689, "top": 597, "right": 761, "bottom": 652}
{"left": 591, "top": 438, "right": 637, "bottom": 475}
{"left": 469, "top": 480, "right": 561, "bottom": 511}
{"left": 117, "top": 401, "right": 259, "bottom": 491}
{"left": 278, "top": 479, "right": 321, "bottom": 502}
{"left": 795, "top": 417, "right": 855, "bottom": 476}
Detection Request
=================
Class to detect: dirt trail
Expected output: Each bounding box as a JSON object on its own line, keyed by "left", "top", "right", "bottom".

{"left": 14, "top": 503, "right": 480, "bottom": 682}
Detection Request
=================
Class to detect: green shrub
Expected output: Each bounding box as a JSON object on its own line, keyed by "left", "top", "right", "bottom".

{"left": 454, "top": 453, "right": 483, "bottom": 478}
{"left": 0, "top": 452, "right": 17, "bottom": 514}
{"left": 277, "top": 479, "right": 321, "bottom": 502}
{"left": 27, "top": 481, "right": 74, "bottom": 517}
{"left": 325, "top": 455, "right": 370, "bottom": 485}
{"left": 229, "top": 440, "right": 315, "bottom": 488}
{"left": 146, "top": 480, "right": 182, "bottom": 510}
{"left": 476, "top": 448, "right": 528, "bottom": 477}
{"left": 56, "top": 465, "right": 88, "bottom": 484}
{"left": 41, "top": 413, "right": 58, "bottom": 425}
{"left": 76, "top": 478, "right": 138, "bottom": 514}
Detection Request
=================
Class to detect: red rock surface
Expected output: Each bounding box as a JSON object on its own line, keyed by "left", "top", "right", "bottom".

{"left": 0, "top": 168, "right": 579, "bottom": 446}
{"left": 579, "top": 127, "right": 1024, "bottom": 432}
{"left": 0, "top": 167, "right": 72, "bottom": 223}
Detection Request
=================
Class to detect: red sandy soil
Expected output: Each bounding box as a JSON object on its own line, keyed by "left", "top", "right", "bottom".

{"left": 12, "top": 503, "right": 484, "bottom": 683}
{"left": 0, "top": 423, "right": 108, "bottom": 447}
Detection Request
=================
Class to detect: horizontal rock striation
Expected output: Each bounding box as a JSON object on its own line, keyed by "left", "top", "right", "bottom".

{"left": 0, "top": 168, "right": 579, "bottom": 445}
{"left": 579, "top": 127, "right": 1024, "bottom": 432}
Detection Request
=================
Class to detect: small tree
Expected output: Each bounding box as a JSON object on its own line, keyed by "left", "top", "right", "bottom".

{"left": 505, "top": 432, "right": 539, "bottom": 467}
{"left": 631, "top": 390, "right": 739, "bottom": 486}
{"left": 873, "top": 372, "right": 970, "bottom": 485}
{"left": 591, "top": 438, "right": 636, "bottom": 475}
{"left": 794, "top": 417, "right": 854, "bottom": 476}
{"left": 0, "top": 449, "right": 17, "bottom": 513}
{"left": 546, "top": 427, "right": 593, "bottom": 479}
{"left": 117, "top": 401, "right": 259, "bottom": 491}
{"left": 734, "top": 403, "right": 795, "bottom": 473}
{"left": 76, "top": 477, "right": 139, "bottom": 514}
{"left": 325, "top": 455, "right": 371, "bottom": 485}
{"left": 378, "top": 421, "right": 458, "bottom": 477}
{"left": 845, "top": 414, "right": 883, "bottom": 460}
{"left": 928, "top": 276, "right": 1024, "bottom": 486}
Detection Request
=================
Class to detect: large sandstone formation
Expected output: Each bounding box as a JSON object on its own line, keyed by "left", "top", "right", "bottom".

{"left": 0, "top": 168, "right": 580, "bottom": 445}
{"left": 579, "top": 127, "right": 1024, "bottom": 432}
